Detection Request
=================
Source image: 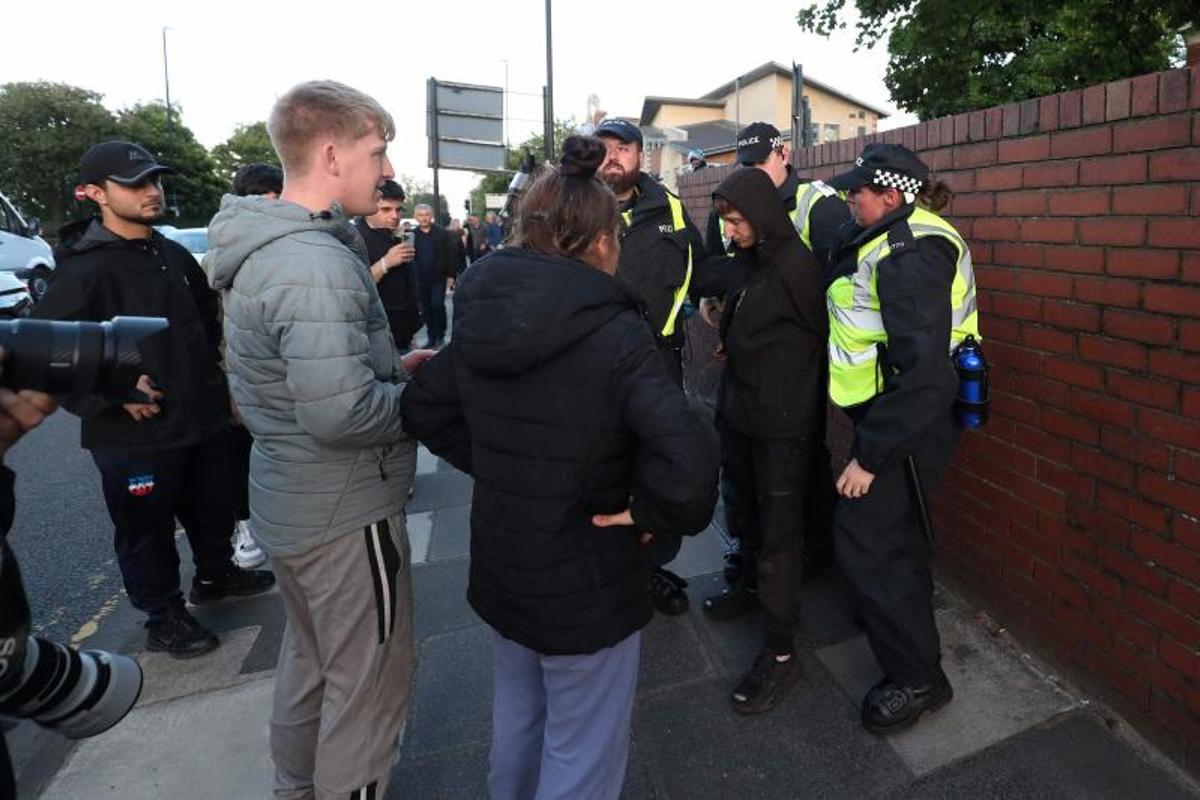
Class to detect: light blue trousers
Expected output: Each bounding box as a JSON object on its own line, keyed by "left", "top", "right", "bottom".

{"left": 488, "top": 628, "right": 642, "bottom": 800}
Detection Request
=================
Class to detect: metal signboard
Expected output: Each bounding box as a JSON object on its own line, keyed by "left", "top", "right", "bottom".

{"left": 428, "top": 78, "right": 506, "bottom": 172}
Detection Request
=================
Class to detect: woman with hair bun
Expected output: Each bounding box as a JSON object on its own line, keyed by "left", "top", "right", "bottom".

{"left": 402, "top": 136, "right": 719, "bottom": 800}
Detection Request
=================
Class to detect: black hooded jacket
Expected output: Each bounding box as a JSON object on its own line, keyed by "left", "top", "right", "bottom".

{"left": 713, "top": 169, "right": 828, "bottom": 439}
{"left": 401, "top": 247, "right": 719, "bottom": 655}
{"left": 31, "top": 218, "right": 230, "bottom": 452}
{"left": 353, "top": 219, "right": 422, "bottom": 346}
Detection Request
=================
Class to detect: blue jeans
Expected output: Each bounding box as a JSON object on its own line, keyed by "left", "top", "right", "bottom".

{"left": 488, "top": 629, "right": 641, "bottom": 800}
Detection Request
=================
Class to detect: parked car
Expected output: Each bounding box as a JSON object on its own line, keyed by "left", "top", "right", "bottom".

{"left": 162, "top": 227, "right": 208, "bottom": 264}
{"left": 0, "top": 192, "right": 55, "bottom": 303}
{"left": 0, "top": 271, "right": 33, "bottom": 318}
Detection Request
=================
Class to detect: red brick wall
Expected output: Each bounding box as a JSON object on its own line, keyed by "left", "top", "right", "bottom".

{"left": 677, "top": 66, "right": 1200, "bottom": 772}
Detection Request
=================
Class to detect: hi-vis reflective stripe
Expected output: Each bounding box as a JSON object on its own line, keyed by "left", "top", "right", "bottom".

{"left": 661, "top": 193, "right": 693, "bottom": 337}
{"left": 791, "top": 180, "right": 841, "bottom": 249}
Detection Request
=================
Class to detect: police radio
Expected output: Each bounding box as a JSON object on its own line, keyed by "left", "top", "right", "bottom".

{"left": 952, "top": 335, "right": 989, "bottom": 429}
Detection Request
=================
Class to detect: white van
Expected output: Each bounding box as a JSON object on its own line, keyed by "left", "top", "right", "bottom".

{"left": 0, "top": 191, "right": 55, "bottom": 302}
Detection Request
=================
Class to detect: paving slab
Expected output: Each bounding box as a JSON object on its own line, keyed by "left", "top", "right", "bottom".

{"left": 401, "top": 624, "right": 493, "bottom": 762}
{"left": 429, "top": 504, "right": 472, "bottom": 562}
{"left": 664, "top": 523, "right": 727, "bottom": 581}
{"left": 818, "top": 606, "right": 1078, "bottom": 777}
{"left": 416, "top": 445, "right": 439, "bottom": 476}
{"left": 406, "top": 509, "right": 433, "bottom": 565}
{"left": 137, "top": 626, "right": 264, "bottom": 705}
{"left": 637, "top": 611, "right": 717, "bottom": 697}
{"left": 43, "top": 676, "right": 275, "bottom": 800}
{"left": 387, "top": 743, "right": 490, "bottom": 799}
{"left": 411, "top": 556, "right": 477, "bottom": 641}
{"left": 407, "top": 470, "right": 473, "bottom": 513}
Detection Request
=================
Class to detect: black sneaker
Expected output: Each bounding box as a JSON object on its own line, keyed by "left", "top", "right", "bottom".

{"left": 189, "top": 566, "right": 276, "bottom": 606}
{"left": 702, "top": 586, "right": 760, "bottom": 622}
{"left": 146, "top": 608, "right": 219, "bottom": 659}
{"left": 731, "top": 647, "right": 801, "bottom": 715}
{"left": 861, "top": 676, "right": 954, "bottom": 734}
{"left": 723, "top": 551, "right": 744, "bottom": 586}
{"left": 650, "top": 567, "right": 689, "bottom": 616}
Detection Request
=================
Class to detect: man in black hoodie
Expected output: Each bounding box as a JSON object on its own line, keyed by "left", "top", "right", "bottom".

{"left": 356, "top": 180, "right": 422, "bottom": 352}
{"left": 32, "top": 141, "right": 273, "bottom": 657}
{"left": 705, "top": 167, "right": 828, "bottom": 714}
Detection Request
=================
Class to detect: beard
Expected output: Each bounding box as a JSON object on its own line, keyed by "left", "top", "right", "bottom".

{"left": 113, "top": 201, "right": 166, "bottom": 226}
{"left": 601, "top": 163, "right": 639, "bottom": 196}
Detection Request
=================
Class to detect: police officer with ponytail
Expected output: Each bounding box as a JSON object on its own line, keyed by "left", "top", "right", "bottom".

{"left": 824, "top": 143, "right": 979, "bottom": 734}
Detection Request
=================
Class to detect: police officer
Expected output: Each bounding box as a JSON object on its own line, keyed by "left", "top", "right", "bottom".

{"left": 823, "top": 143, "right": 977, "bottom": 733}
{"left": 33, "top": 141, "right": 274, "bottom": 658}
{"left": 595, "top": 118, "right": 708, "bottom": 615}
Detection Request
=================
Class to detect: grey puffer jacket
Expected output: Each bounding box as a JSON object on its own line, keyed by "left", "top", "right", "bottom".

{"left": 204, "top": 194, "right": 415, "bottom": 557}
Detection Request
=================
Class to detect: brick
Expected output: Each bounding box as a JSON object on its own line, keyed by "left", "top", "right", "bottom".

{"left": 1158, "top": 69, "right": 1189, "bottom": 113}
{"left": 1054, "top": 600, "right": 1110, "bottom": 651}
{"left": 1042, "top": 301, "right": 1100, "bottom": 332}
{"left": 991, "top": 391, "right": 1040, "bottom": 425}
{"left": 1101, "top": 309, "right": 1175, "bottom": 345}
{"left": 1193, "top": 183, "right": 1200, "bottom": 214}
{"left": 996, "top": 191, "right": 1048, "bottom": 216}
{"left": 1186, "top": 386, "right": 1200, "bottom": 417}
{"left": 987, "top": 340, "right": 1043, "bottom": 373}
{"left": 1059, "top": 90, "right": 1082, "bottom": 128}
{"left": 1068, "top": 495, "right": 1134, "bottom": 546}
{"left": 1024, "top": 162, "right": 1079, "bottom": 188}
{"left": 991, "top": 293, "right": 1042, "bottom": 322}
{"left": 1104, "top": 248, "right": 1180, "bottom": 280}
{"left": 1038, "top": 459, "right": 1095, "bottom": 500}
{"left": 1131, "top": 527, "right": 1200, "bottom": 581}
{"left": 1099, "top": 425, "right": 1173, "bottom": 469}
{"left": 1013, "top": 372, "right": 1071, "bottom": 408}
{"left": 1098, "top": 544, "right": 1165, "bottom": 599}
{"left": 1079, "top": 154, "right": 1146, "bottom": 185}
{"left": 941, "top": 117, "right": 955, "bottom": 146}
{"left": 1144, "top": 284, "right": 1200, "bottom": 316}
{"left": 941, "top": 169, "right": 975, "bottom": 193}
{"left": 1148, "top": 217, "right": 1200, "bottom": 248}
{"left": 1152, "top": 690, "right": 1200, "bottom": 742}
{"left": 1172, "top": 514, "right": 1200, "bottom": 552}
{"left": 1160, "top": 636, "right": 1200, "bottom": 683}
{"left": 1000, "top": 103, "right": 1021, "bottom": 136}
{"left": 1078, "top": 335, "right": 1147, "bottom": 371}
{"left": 951, "top": 192, "right": 994, "bottom": 217}
{"left": 1047, "top": 189, "right": 1109, "bottom": 216}
{"left": 1148, "top": 351, "right": 1200, "bottom": 384}
{"left": 1193, "top": 65, "right": 1200, "bottom": 109}
{"left": 1181, "top": 322, "right": 1200, "bottom": 353}
{"left": 1070, "top": 443, "right": 1135, "bottom": 487}
{"left": 1043, "top": 246, "right": 1104, "bottom": 275}
{"left": 1068, "top": 389, "right": 1135, "bottom": 427}
{"left": 998, "top": 135, "right": 1050, "bottom": 164}
{"left": 925, "top": 147, "right": 953, "bottom": 171}
{"left": 1186, "top": 252, "right": 1200, "bottom": 283}
{"left": 1040, "top": 406, "right": 1099, "bottom": 445}
{"left": 1078, "top": 218, "right": 1144, "bottom": 246}
{"left": 976, "top": 265, "right": 1015, "bottom": 290}
{"left": 992, "top": 243, "right": 1044, "bottom": 268}
{"left": 1131, "top": 652, "right": 1189, "bottom": 702}
{"left": 1138, "top": 408, "right": 1200, "bottom": 452}
{"left": 1113, "top": 116, "right": 1192, "bottom": 153}
{"left": 1112, "top": 185, "right": 1189, "bottom": 216}
{"left": 1129, "top": 74, "right": 1158, "bottom": 117}
{"left": 974, "top": 217, "right": 1021, "bottom": 241}
{"left": 1105, "top": 79, "right": 1131, "bottom": 121}
{"left": 976, "top": 164, "right": 1023, "bottom": 190}
{"left": 1082, "top": 85, "right": 1107, "bottom": 124}
{"left": 1086, "top": 645, "right": 1151, "bottom": 710}
{"left": 952, "top": 113, "right": 969, "bottom": 144}
{"left": 1022, "top": 218, "right": 1076, "bottom": 243}
{"left": 1074, "top": 277, "right": 1141, "bottom": 308}
{"left": 1018, "top": 99, "right": 1039, "bottom": 135}
{"left": 1010, "top": 518, "right": 1060, "bottom": 564}
{"left": 1097, "top": 485, "right": 1170, "bottom": 533}
{"left": 1093, "top": 596, "right": 1157, "bottom": 652}
{"left": 1149, "top": 150, "right": 1200, "bottom": 181}
{"left": 1168, "top": 581, "right": 1200, "bottom": 623}
{"left": 1021, "top": 325, "right": 1074, "bottom": 352}
{"left": 1126, "top": 586, "right": 1200, "bottom": 645}
{"left": 1052, "top": 127, "right": 1112, "bottom": 158}
{"left": 1178, "top": 450, "right": 1200, "bottom": 486}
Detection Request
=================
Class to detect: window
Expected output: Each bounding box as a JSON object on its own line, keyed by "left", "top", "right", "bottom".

{"left": 823, "top": 124, "right": 840, "bottom": 142}
{"left": 857, "top": 126, "right": 867, "bottom": 137}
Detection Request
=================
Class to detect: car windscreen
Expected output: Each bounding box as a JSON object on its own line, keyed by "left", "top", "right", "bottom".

{"left": 174, "top": 231, "right": 208, "bottom": 254}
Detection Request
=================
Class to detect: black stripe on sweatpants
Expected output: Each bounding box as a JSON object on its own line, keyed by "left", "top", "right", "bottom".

{"left": 363, "top": 519, "right": 402, "bottom": 644}
{"left": 352, "top": 781, "right": 378, "bottom": 800}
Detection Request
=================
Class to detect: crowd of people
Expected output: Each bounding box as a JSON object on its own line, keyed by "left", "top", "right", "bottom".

{"left": 16, "top": 76, "right": 977, "bottom": 799}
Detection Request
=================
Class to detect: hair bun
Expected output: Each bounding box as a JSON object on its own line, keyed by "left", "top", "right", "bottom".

{"left": 559, "top": 135, "right": 606, "bottom": 179}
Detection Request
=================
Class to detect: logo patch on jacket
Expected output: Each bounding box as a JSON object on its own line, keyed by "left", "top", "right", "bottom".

{"left": 127, "top": 474, "right": 155, "bottom": 496}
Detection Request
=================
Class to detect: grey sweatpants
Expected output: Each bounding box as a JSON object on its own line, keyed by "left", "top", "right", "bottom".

{"left": 270, "top": 514, "right": 414, "bottom": 800}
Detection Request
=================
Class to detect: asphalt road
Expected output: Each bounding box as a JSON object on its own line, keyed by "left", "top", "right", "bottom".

{"left": 5, "top": 411, "right": 125, "bottom": 646}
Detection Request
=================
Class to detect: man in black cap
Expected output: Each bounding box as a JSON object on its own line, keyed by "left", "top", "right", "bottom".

{"left": 32, "top": 140, "right": 274, "bottom": 658}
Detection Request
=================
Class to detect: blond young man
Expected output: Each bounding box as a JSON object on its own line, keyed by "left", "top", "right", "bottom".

{"left": 204, "top": 81, "right": 431, "bottom": 799}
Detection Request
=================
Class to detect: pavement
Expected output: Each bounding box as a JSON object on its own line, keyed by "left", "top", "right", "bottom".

{"left": 16, "top": 444, "right": 1200, "bottom": 799}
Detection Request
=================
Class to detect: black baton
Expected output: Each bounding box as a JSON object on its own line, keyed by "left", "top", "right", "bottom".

{"left": 904, "top": 454, "right": 935, "bottom": 545}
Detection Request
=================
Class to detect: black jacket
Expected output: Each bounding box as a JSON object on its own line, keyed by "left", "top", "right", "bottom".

{"left": 713, "top": 168, "right": 828, "bottom": 439}
{"left": 413, "top": 224, "right": 454, "bottom": 284}
{"left": 401, "top": 247, "right": 719, "bottom": 655}
{"left": 31, "top": 218, "right": 230, "bottom": 452}
{"left": 354, "top": 219, "right": 422, "bottom": 346}
{"left": 829, "top": 205, "right": 959, "bottom": 473}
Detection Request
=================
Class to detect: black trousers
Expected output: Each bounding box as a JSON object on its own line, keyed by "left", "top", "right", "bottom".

{"left": 91, "top": 429, "right": 238, "bottom": 620}
{"left": 721, "top": 426, "right": 814, "bottom": 652}
{"left": 834, "top": 413, "right": 959, "bottom": 686}
{"left": 417, "top": 277, "right": 447, "bottom": 345}
{"left": 230, "top": 424, "right": 253, "bottom": 522}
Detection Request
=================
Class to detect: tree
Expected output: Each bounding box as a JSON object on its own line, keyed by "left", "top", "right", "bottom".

{"left": 469, "top": 118, "right": 578, "bottom": 215}
{"left": 0, "top": 82, "right": 119, "bottom": 235}
{"left": 796, "top": 0, "right": 1194, "bottom": 120}
{"left": 115, "top": 102, "right": 226, "bottom": 227}
{"left": 211, "top": 121, "right": 278, "bottom": 187}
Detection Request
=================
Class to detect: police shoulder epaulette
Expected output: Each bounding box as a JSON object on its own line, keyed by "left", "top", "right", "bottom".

{"left": 887, "top": 219, "right": 916, "bottom": 253}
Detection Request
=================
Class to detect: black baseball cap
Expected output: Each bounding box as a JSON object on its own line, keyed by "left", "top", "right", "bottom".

{"left": 80, "top": 141, "right": 175, "bottom": 186}
{"left": 595, "top": 118, "right": 643, "bottom": 147}
{"left": 736, "top": 122, "right": 785, "bottom": 165}
{"left": 827, "top": 143, "right": 928, "bottom": 194}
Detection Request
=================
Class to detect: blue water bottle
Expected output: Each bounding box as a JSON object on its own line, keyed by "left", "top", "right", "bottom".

{"left": 952, "top": 335, "right": 989, "bottom": 428}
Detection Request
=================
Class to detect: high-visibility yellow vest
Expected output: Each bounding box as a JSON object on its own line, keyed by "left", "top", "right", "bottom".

{"left": 826, "top": 207, "right": 979, "bottom": 408}
{"left": 622, "top": 192, "right": 692, "bottom": 337}
{"left": 790, "top": 180, "right": 843, "bottom": 251}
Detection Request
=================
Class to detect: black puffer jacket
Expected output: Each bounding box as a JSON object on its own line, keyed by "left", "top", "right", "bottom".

{"left": 32, "top": 218, "right": 230, "bottom": 452}
{"left": 714, "top": 168, "right": 828, "bottom": 439}
{"left": 401, "top": 247, "right": 719, "bottom": 655}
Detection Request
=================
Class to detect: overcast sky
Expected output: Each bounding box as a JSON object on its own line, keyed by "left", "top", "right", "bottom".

{"left": 4, "top": 0, "right": 911, "bottom": 213}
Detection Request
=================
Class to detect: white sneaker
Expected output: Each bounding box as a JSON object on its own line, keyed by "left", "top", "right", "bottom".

{"left": 232, "top": 519, "right": 266, "bottom": 569}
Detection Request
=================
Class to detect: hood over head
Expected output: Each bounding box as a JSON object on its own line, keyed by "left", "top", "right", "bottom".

{"left": 203, "top": 194, "right": 367, "bottom": 290}
{"left": 451, "top": 248, "right": 637, "bottom": 376}
{"left": 712, "top": 167, "right": 795, "bottom": 251}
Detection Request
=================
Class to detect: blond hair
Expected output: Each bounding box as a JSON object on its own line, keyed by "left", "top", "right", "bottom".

{"left": 268, "top": 80, "right": 395, "bottom": 174}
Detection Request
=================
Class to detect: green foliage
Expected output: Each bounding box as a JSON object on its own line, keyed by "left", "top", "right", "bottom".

{"left": 115, "top": 102, "right": 226, "bottom": 227}
{"left": 469, "top": 118, "right": 577, "bottom": 215}
{"left": 0, "top": 82, "right": 119, "bottom": 235}
{"left": 211, "top": 121, "right": 278, "bottom": 187}
{"left": 796, "top": 0, "right": 1193, "bottom": 120}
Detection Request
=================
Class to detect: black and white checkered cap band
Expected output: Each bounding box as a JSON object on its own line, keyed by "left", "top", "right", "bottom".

{"left": 871, "top": 169, "right": 923, "bottom": 193}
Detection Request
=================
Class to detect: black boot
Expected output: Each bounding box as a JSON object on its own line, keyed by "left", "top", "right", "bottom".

{"left": 861, "top": 674, "right": 953, "bottom": 734}
{"left": 702, "top": 585, "right": 760, "bottom": 622}
{"left": 189, "top": 565, "right": 276, "bottom": 606}
{"left": 146, "top": 608, "right": 219, "bottom": 659}
{"left": 731, "top": 647, "right": 801, "bottom": 715}
{"left": 650, "top": 567, "right": 689, "bottom": 616}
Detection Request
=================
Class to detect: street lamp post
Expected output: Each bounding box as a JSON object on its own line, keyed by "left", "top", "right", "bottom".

{"left": 544, "top": 0, "right": 554, "bottom": 162}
